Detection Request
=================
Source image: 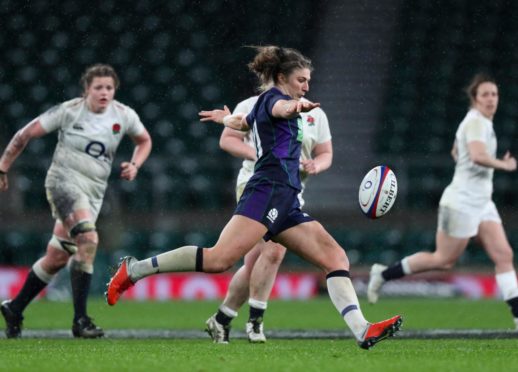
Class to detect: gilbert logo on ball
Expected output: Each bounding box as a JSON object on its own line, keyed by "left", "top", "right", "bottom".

{"left": 358, "top": 165, "right": 398, "bottom": 219}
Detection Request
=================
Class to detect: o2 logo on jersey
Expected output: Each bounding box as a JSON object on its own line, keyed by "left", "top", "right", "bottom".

{"left": 85, "top": 141, "right": 106, "bottom": 159}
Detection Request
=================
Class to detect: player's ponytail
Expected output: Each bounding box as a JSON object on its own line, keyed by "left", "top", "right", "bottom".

{"left": 247, "top": 45, "right": 312, "bottom": 92}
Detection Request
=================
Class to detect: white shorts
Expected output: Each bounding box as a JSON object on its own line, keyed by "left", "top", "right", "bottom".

{"left": 46, "top": 182, "right": 102, "bottom": 223}
{"left": 437, "top": 201, "right": 501, "bottom": 238}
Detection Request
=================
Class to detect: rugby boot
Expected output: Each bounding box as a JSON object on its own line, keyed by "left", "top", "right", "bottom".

{"left": 358, "top": 315, "right": 403, "bottom": 350}
{"left": 72, "top": 316, "right": 104, "bottom": 338}
{"left": 246, "top": 319, "right": 266, "bottom": 343}
{"left": 205, "top": 314, "right": 230, "bottom": 344}
{"left": 106, "top": 256, "right": 136, "bottom": 306}
{"left": 367, "top": 264, "right": 387, "bottom": 304}
{"left": 1, "top": 300, "right": 23, "bottom": 338}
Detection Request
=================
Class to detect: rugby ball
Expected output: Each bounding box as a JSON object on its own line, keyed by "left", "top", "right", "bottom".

{"left": 358, "top": 165, "right": 397, "bottom": 219}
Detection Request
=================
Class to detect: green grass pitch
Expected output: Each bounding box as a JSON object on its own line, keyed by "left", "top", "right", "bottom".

{"left": 1, "top": 297, "right": 518, "bottom": 372}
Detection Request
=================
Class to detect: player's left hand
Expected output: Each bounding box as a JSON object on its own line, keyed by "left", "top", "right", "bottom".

{"left": 300, "top": 159, "right": 319, "bottom": 175}
{"left": 120, "top": 161, "right": 138, "bottom": 181}
{"left": 199, "top": 105, "right": 231, "bottom": 124}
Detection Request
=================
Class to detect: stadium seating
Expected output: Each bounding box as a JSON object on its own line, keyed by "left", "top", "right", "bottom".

{"left": 378, "top": 0, "right": 518, "bottom": 209}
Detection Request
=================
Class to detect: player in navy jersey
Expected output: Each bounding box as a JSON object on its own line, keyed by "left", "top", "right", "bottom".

{"left": 106, "top": 46, "right": 402, "bottom": 349}
{"left": 205, "top": 95, "right": 332, "bottom": 344}
{"left": 0, "top": 64, "right": 152, "bottom": 338}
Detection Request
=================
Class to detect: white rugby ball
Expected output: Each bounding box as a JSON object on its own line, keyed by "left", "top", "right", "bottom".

{"left": 358, "top": 165, "right": 398, "bottom": 219}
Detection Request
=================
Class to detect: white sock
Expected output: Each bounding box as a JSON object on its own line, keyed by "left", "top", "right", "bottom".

{"left": 32, "top": 259, "right": 55, "bottom": 284}
{"left": 248, "top": 298, "right": 268, "bottom": 310}
{"left": 327, "top": 275, "right": 368, "bottom": 340}
{"left": 496, "top": 270, "right": 518, "bottom": 300}
{"left": 131, "top": 245, "right": 199, "bottom": 280}
{"left": 219, "top": 304, "right": 238, "bottom": 318}
{"left": 401, "top": 257, "right": 412, "bottom": 275}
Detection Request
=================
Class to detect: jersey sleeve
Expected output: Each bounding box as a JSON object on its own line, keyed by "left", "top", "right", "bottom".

{"left": 233, "top": 99, "right": 252, "bottom": 115}
{"left": 315, "top": 109, "right": 332, "bottom": 144}
{"left": 464, "top": 118, "right": 487, "bottom": 143}
{"left": 124, "top": 108, "right": 146, "bottom": 136}
{"left": 38, "top": 103, "right": 66, "bottom": 133}
{"left": 264, "top": 93, "right": 283, "bottom": 117}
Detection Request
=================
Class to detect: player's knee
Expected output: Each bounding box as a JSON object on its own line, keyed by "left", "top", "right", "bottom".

{"left": 437, "top": 255, "right": 457, "bottom": 270}
{"left": 495, "top": 246, "right": 513, "bottom": 265}
{"left": 203, "top": 250, "right": 236, "bottom": 273}
{"left": 322, "top": 246, "right": 349, "bottom": 272}
{"left": 47, "top": 237, "right": 75, "bottom": 269}
{"left": 75, "top": 230, "right": 99, "bottom": 262}
{"left": 263, "top": 244, "right": 286, "bottom": 266}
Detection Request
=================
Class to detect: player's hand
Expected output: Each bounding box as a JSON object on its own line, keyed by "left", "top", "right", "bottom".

{"left": 502, "top": 151, "right": 517, "bottom": 171}
{"left": 0, "top": 173, "right": 8, "bottom": 191}
{"left": 300, "top": 159, "right": 319, "bottom": 175}
{"left": 120, "top": 161, "right": 138, "bottom": 181}
{"left": 199, "top": 105, "right": 231, "bottom": 124}
{"left": 285, "top": 100, "right": 320, "bottom": 115}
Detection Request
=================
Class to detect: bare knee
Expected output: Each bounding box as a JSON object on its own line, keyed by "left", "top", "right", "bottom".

{"left": 202, "top": 247, "right": 237, "bottom": 273}
{"left": 41, "top": 246, "right": 69, "bottom": 274}
{"left": 434, "top": 253, "right": 457, "bottom": 270}
{"left": 262, "top": 243, "right": 286, "bottom": 266}
{"left": 74, "top": 231, "right": 98, "bottom": 264}
{"left": 322, "top": 245, "right": 349, "bottom": 273}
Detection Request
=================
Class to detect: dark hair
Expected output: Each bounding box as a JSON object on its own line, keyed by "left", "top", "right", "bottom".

{"left": 80, "top": 64, "right": 120, "bottom": 94}
{"left": 465, "top": 73, "right": 497, "bottom": 106}
{"left": 247, "top": 45, "right": 313, "bottom": 91}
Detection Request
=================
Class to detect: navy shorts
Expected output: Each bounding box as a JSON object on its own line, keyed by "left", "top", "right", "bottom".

{"left": 235, "top": 179, "right": 314, "bottom": 241}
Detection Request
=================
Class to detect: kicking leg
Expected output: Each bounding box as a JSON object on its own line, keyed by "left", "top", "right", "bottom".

{"left": 275, "top": 221, "right": 402, "bottom": 349}
{"left": 107, "top": 215, "right": 267, "bottom": 306}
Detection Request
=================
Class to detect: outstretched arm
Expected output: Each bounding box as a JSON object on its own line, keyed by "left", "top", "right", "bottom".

{"left": 199, "top": 105, "right": 249, "bottom": 131}
{"left": 272, "top": 99, "right": 320, "bottom": 119}
{"left": 0, "top": 119, "right": 47, "bottom": 191}
{"left": 219, "top": 127, "right": 256, "bottom": 161}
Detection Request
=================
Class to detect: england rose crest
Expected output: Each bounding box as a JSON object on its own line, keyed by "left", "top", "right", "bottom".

{"left": 112, "top": 123, "right": 121, "bottom": 135}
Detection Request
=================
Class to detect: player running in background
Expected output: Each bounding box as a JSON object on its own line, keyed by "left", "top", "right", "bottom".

{"left": 205, "top": 95, "right": 332, "bottom": 343}
{"left": 107, "top": 45, "right": 402, "bottom": 349}
{"left": 0, "top": 64, "right": 152, "bottom": 338}
{"left": 367, "top": 73, "right": 518, "bottom": 327}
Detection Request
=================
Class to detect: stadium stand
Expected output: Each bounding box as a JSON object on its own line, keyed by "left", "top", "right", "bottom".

{"left": 1, "top": 0, "right": 518, "bottom": 287}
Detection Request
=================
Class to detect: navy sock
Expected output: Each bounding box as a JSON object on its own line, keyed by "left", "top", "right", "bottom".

{"left": 10, "top": 271, "right": 48, "bottom": 314}
{"left": 249, "top": 306, "right": 265, "bottom": 323}
{"left": 381, "top": 261, "right": 405, "bottom": 281}
{"left": 507, "top": 297, "right": 518, "bottom": 317}
{"left": 70, "top": 267, "right": 92, "bottom": 321}
{"left": 215, "top": 309, "right": 233, "bottom": 326}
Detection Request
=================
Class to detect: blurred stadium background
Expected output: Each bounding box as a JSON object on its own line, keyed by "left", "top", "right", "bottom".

{"left": 0, "top": 0, "right": 517, "bottom": 301}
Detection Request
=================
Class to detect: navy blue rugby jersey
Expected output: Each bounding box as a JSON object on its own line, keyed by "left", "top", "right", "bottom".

{"left": 245, "top": 87, "right": 303, "bottom": 190}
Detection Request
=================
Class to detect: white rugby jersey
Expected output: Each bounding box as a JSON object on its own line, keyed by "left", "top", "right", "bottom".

{"left": 440, "top": 109, "right": 497, "bottom": 210}
{"left": 40, "top": 98, "right": 145, "bottom": 197}
{"left": 233, "top": 96, "right": 331, "bottom": 205}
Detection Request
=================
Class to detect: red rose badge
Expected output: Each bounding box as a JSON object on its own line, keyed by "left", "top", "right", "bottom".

{"left": 112, "top": 123, "right": 121, "bottom": 135}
